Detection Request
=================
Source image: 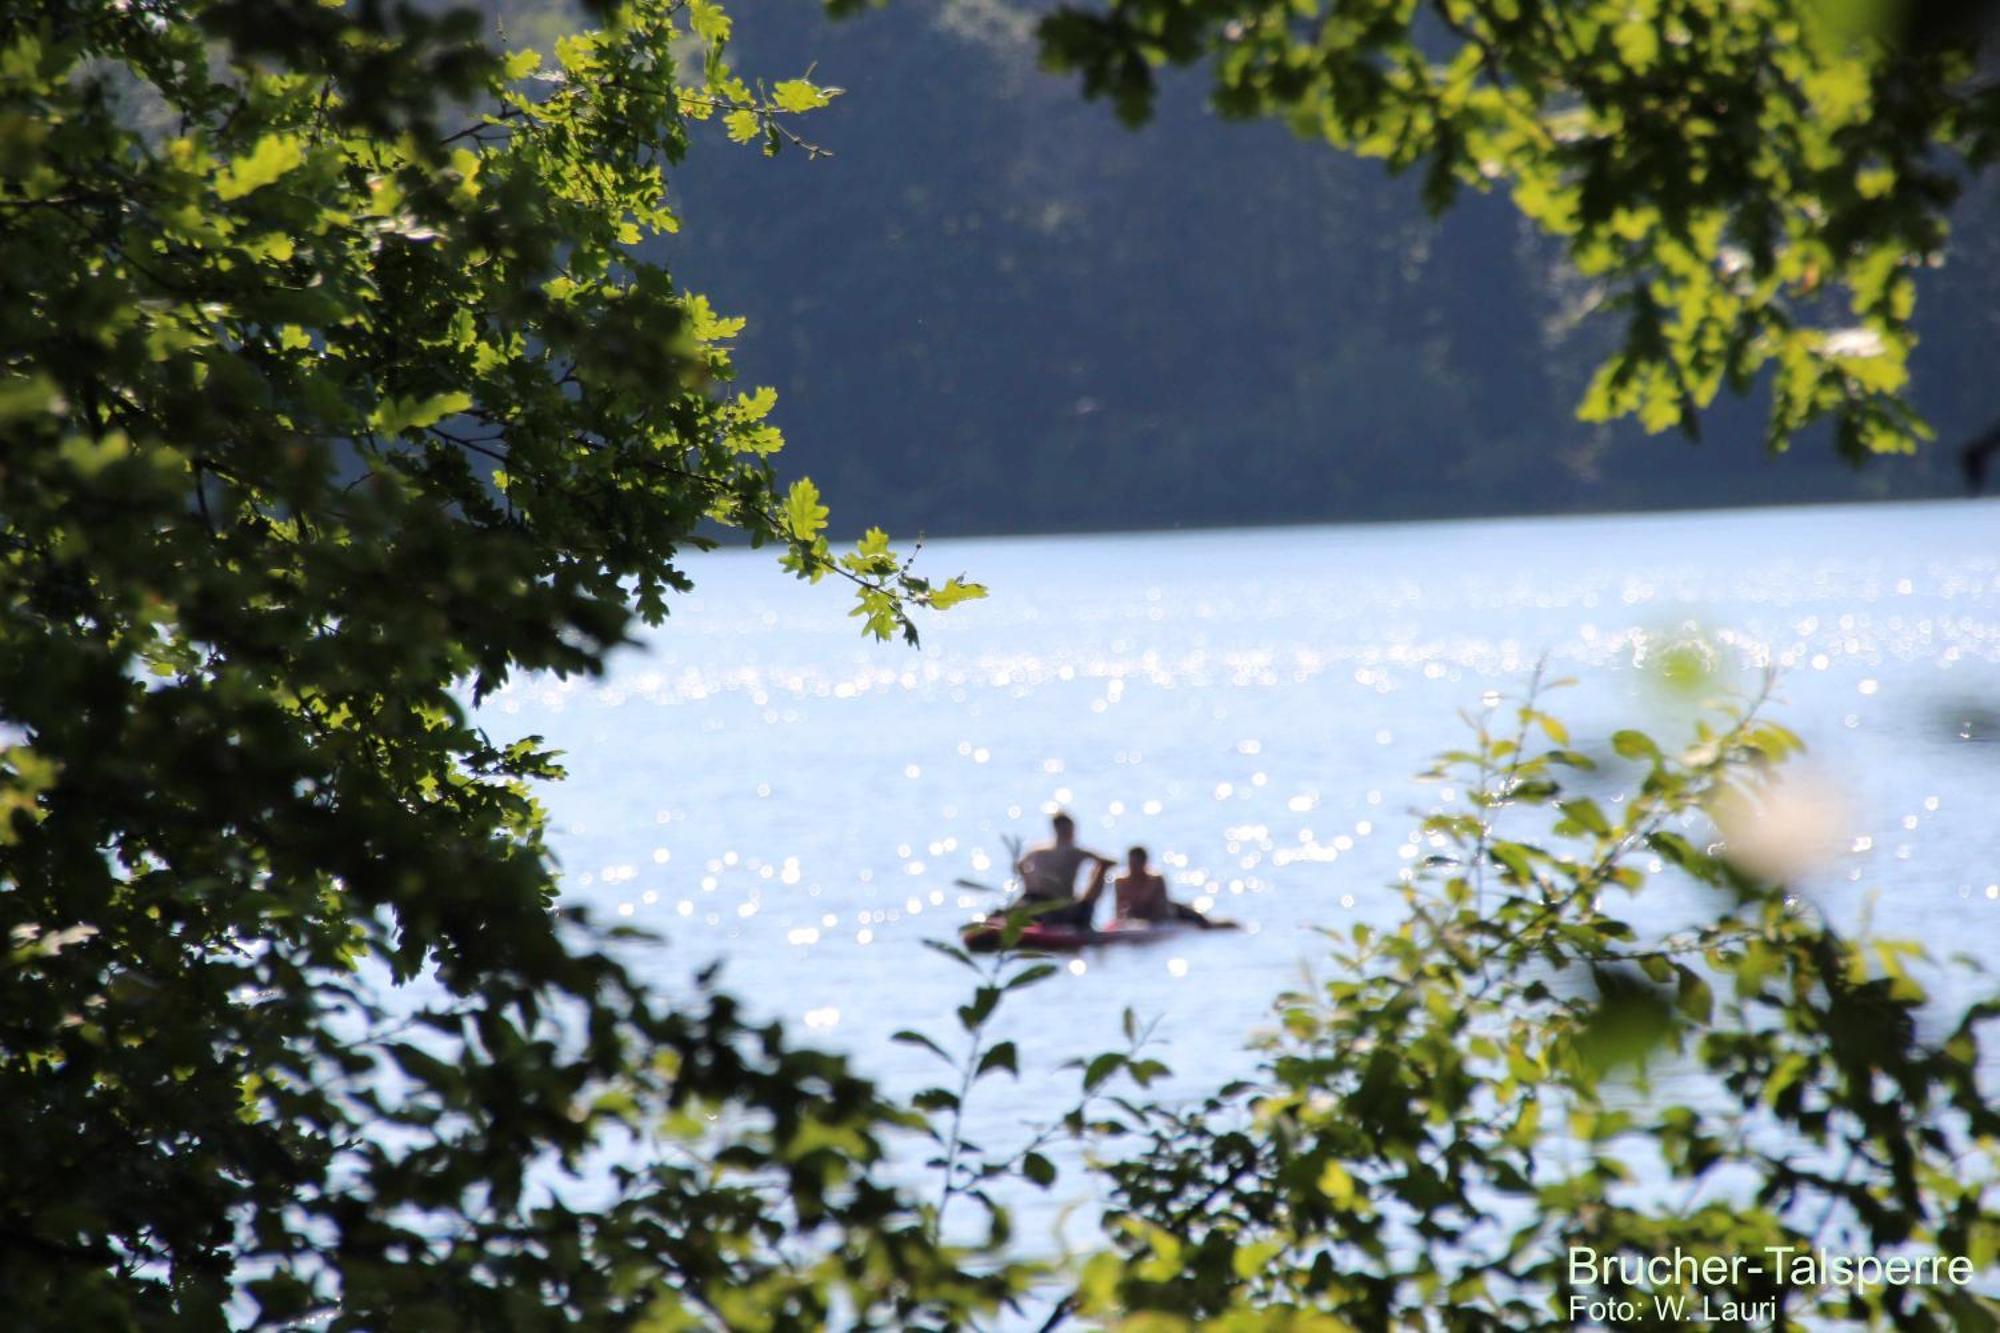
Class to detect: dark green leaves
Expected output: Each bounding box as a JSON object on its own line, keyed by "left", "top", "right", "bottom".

{"left": 957, "top": 985, "right": 1003, "bottom": 1032}
{"left": 892, "top": 1029, "right": 949, "bottom": 1060}
{"left": 1674, "top": 963, "right": 1715, "bottom": 1024}
{"left": 0, "top": 1, "right": 1003, "bottom": 1326}
{"left": 1573, "top": 967, "right": 1676, "bottom": 1075}
{"left": 1082, "top": 1051, "right": 1125, "bottom": 1092}
{"left": 976, "top": 1041, "right": 1019, "bottom": 1079}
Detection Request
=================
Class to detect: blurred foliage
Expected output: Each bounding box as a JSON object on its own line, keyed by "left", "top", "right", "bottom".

{"left": 1017, "top": 0, "right": 2000, "bottom": 463}
{"left": 1043, "top": 675, "right": 2000, "bottom": 1328}
{"left": 891, "top": 937, "right": 1175, "bottom": 1247}
{"left": 0, "top": 0, "right": 997, "bottom": 1326}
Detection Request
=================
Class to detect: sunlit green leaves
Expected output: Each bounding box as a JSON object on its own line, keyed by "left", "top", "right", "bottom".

{"left": 369, "top": 390, "right": 473, "bottom": 435}
{"left": 0, "top": 0, "right": 992, "bottom": 1324}
{"left": 1028, "top": 0, "right": 1992, "bottom": 458}
{"left": 733, "top": 384, "right": 778, "bottom": 421}
{"left": 1069, "top": 674, "right": 1998, "bottom": 1328}
{"left": 772, "top": 78, "right": 839, "bottom": 113}
{"left": 689, "top": 0, "right": 733, "bottom": 46}
{"left": 783, "top": 477, "right": 830, "bottom": 543}
{"left": 213, "top": 132, "right": 305, "bottom": 199}
{"left": 927, "top": 577, "right": 987, "bottom": 610}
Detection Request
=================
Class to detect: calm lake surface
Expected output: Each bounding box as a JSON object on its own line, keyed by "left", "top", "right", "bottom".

{"left": 481, "top": 499, "right": 2000, "bottom": 1253}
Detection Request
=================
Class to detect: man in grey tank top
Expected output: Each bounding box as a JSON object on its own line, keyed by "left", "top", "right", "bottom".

{"left": 1015, "top": 812, "right": 1114, "bottom": 928}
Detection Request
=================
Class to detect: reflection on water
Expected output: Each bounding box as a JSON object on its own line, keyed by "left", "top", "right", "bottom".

{"left": 479, "top": 499, "right": 2000, "bottom": 1248}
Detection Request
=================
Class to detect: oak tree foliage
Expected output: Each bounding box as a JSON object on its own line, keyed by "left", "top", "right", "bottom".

{"left": 1010, "top": 0, "right": 2000, "bottom": 457}
{"left": 0, "top": 0, "right": 994, "bottom": 1327}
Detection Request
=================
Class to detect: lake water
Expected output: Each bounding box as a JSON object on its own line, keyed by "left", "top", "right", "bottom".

{"left": 480, "top": 499, "right": 2000, "bottom": 1260}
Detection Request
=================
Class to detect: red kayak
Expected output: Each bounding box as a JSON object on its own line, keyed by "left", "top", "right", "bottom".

{"left": 959, "top": 915, "right": 1230, "bottom": 954}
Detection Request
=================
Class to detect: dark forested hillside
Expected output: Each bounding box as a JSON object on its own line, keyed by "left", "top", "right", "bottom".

{"left": 655, "top": 0, "right": 1999, "bottom": 535}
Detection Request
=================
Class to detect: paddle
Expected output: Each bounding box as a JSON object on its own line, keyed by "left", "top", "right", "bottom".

{"left": 960, "top": 836, "right": 1023, "bottom": 897}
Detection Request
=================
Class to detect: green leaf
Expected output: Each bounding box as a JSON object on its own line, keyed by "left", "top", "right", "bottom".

{"left": 928, "top": 578, "right": 986, "bottom": 610}
{"left": 0, "top": 373, "right": 63, "bottom": 422}
{"left": 890, "top": 1029, "right": 950, "bottom": 1062}
{"left": 956, "top": 984, "right": 1001, "bottom": 1032}
{"left": 214, "top": 134, "right": 305, "bottom": 201}
{"left": 1612, "top": 20, "right": 1659, "bottom": 71}
{"left": 975, "top": 1041, "right": 1018, "bottom": 1079}
{"left": 1488, "top": 841, "right": 1537, "bottom": 884}
{"left": 1611, "top": 729, "right": 1661, "bottom": 762}
{"left": 1504, "top": 1097, "right": 1542, "bottom": 1149}
{"left": 683, "top": 293, "right": 747, "bottom": 340}
{"left": 783, "top": 478, "right": 829, "bottom": 543}
{"left": 913, "top": 1087, "right": 960, "bottom": 1113}
{"left": 734, "top": 385, "right": 778, "bottom": 421}
{"left": 1316, "top": 1159, "right": 1356, "bottom": 1207}
{"left": 1005, "top": 962, "right": 1057, "bottom": 991}
{"left": 370, "top": 391, "right": 473, "bottom": 435}
{"left": 1674, "top": 965, "right": 1714, "bottom": 1024}
{"left": 1557, "top": 798, "right": 1610, "bottom": 837}
{"left": 771, "top": 79, "right": 836, "bottom": 113}
{"left": 689, "top": 0, "right": 732, "bottom": 45}
{"left": 1082, "top": 1052, "right": 1125, "bottom": 1091}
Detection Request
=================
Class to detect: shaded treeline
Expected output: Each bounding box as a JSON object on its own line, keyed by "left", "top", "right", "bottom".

{"left": 534, "top": 0, "right": 2000, "bottom": 535}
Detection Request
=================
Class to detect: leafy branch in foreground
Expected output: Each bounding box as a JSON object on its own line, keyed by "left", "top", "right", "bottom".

{"left": 1009, "top": 0, "right": 2000, "bottom": 459}
{"left": 1057, "top": 676, "right": 2000, "bottom": 1329}
{"left": 888, "top": 935, "right": 1179, "bottom": 1332}
{"left": 0, "top": 0, "right": 987, "bottom": 1325}
{"left": 898, "top": 940, "right": 1173, "bottom": 1241}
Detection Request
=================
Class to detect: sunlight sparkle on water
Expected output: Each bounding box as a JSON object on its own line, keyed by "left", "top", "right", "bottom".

{"left": 486, "top": 504, "right": 2000, "bottom": 1240}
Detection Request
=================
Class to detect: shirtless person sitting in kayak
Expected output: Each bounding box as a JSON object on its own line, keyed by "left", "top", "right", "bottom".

{"left": 1113, "top": 846, "right": 1214, "bottom": 927}
{"left": 1016, "top": 812, "right": 1115, "bottom": 929}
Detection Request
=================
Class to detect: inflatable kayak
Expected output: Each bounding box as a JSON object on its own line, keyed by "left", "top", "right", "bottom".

{"left": 959, "top": 915, "right": 1233, "bottom": 954}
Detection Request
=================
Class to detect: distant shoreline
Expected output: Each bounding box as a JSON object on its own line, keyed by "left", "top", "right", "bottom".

{"left": 773, "top": 486, "right": 1990, "bottom": 548}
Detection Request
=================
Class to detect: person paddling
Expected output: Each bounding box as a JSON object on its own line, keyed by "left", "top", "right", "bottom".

{"left": 1113, "top": 845, "right": 1213, "bottom": 926}
{"left": 1016, "top": 812, "right": 1115, "bottom": 929}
